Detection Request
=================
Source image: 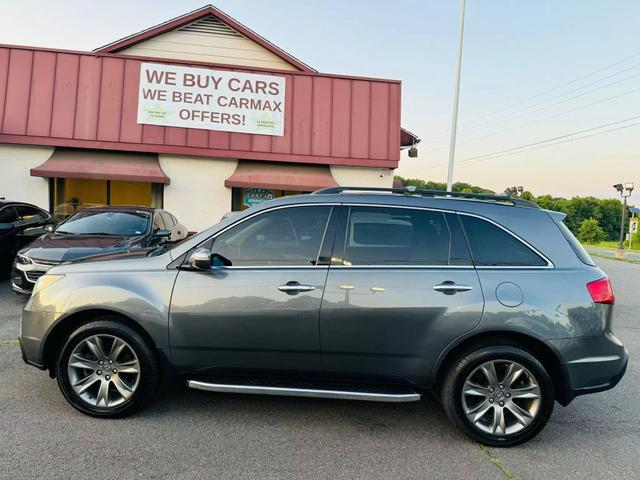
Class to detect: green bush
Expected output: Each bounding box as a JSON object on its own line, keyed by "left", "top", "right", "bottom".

{"left": 577, "top": 218, "right": 606, "bottom": 244}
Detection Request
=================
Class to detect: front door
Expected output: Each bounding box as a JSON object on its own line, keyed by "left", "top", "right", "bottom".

{"left": 170, "top": 205, "right": 334, "bottom": 375}
{"left": 320, "top": 206, "right": 484, "bottom": 385}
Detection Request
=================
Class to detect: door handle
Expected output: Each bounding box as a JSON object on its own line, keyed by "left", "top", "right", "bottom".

{"left": 278, "top": 282, "right": 316, "bottom": 293}
{"left": 433, "top": 282, "right": 473, "bottom": 294}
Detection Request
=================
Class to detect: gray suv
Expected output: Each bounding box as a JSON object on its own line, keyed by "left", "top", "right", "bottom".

{"left": 19, "top": 187, "right": 628, "bottom": 446}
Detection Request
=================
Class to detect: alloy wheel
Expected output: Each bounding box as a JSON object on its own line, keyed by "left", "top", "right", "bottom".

{"left": 67, "top": 334, "right": 141, "bottom": 408}
{"left": 461, "top": 359, "right": 541, "bottom": 436}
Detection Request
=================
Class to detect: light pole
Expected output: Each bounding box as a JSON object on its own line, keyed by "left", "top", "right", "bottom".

{"left": 446, "top": 0, "right": 466, "bottom": 192}
{"left": 613, "top": 182, "right": 634, "bottom": 249}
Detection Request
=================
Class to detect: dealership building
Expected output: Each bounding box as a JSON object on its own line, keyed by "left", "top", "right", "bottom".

{"left": 0, "top": 5, "right": 418, "bottom": 231}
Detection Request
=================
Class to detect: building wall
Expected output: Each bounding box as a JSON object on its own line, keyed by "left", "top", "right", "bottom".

{"left": 330, "top": 166, "right": 395, "bottom": 188}
{"left": 160, "top": 154, "right": 238, "bottom": 232}
{"left": 0, "top": 46, "right": 401, "bottom": 168}
{"left": 120, "top": 29, "right": 299, "bottom": 71}
{"left": 0, "top": 145, "right": 52, "bottom": 210}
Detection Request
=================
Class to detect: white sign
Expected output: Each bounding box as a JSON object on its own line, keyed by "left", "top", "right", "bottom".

{"left": 137, "top": 63, "right": 285, "bottom": 136}
{"left": 630, "top": 217, "right": 638, "bottom": 234}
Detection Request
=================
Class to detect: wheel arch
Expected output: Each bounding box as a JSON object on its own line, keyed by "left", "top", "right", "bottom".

{"left": 432, "top": 330, "right": 572, "bottom": 406}
{"left": 42, "top": 309, "right": 159, "bottom": 378}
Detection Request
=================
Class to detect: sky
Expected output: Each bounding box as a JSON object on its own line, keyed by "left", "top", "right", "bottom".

{"left": 1, "top": 0, "right": 639, "bottom": 199}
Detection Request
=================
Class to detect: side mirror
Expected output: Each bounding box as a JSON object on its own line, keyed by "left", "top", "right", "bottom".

{"left": 153, "top": 229, "right": 171, "bottom": 238}
{"left": 188, "top": 247, "right": 212, "bottom": 270}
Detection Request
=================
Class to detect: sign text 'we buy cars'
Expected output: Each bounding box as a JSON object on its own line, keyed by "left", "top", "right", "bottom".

{"left": 137, "top": 63, "right": 286, "bottom": 136}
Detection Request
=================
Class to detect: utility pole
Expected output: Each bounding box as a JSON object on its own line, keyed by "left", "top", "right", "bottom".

{"left": 446, "top": 0, "right": 466, "bottom": 192}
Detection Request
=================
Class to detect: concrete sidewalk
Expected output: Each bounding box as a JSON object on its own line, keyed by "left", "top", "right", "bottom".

{"left": 585, "top": 246, "right": 640, "bottom": 262}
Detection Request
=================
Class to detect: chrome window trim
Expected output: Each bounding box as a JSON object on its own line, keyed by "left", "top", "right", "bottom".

{"left": 206, "top": 265, "right": 325, "bottom": 271}
{"left": 329, "top": 265, "right": 475, "bottom": 270}
{"left": 184, "top": 201, "right": 554, "bottom": 270}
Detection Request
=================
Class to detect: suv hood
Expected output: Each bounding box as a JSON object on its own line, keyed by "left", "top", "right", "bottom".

{"left": 18, "top": 232, "right": 144, "bottom": 263}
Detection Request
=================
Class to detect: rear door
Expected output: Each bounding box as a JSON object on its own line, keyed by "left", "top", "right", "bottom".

{"left": 320, "top": 205, "right": 484, "bottom": 385}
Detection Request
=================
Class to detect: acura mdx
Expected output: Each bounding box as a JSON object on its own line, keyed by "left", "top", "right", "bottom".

{"left": 19, "top": 187, "right": 628, "bottom": 446}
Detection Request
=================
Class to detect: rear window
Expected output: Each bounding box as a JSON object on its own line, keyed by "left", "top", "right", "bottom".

{"left": 556, "top": 221, "right": 596, "bottom": 266}
{"left": 460, "top": 215, "right": 548, "bottom": 267}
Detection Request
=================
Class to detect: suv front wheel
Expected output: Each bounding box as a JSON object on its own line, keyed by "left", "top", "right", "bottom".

{"left": 440, "top": 344, "right": 555, "bottom": 447}
{"left": 55, "top": 318, "right": 159, "bottom": 417}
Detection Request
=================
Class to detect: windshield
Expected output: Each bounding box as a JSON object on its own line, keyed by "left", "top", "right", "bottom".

{"left": 56, "top": 211, "right": 150, "bottom": 237}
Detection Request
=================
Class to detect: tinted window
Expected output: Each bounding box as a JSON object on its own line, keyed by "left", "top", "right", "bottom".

{"left": 16, "top": 205, "right": 46, "bottom": 220}
{"left": 557, "top": 220, "right": 595, "bottom": 266}
{"left": 160, "top": 212, "right": 175, "bottom": 228}
{"left": 213, "top": 206, "right": 331, "bottom": 266}
{"left": 335, "top": 206, "right": 471, "bottom": 266}
{"left": 0, "top": 206, "right": 18, "bottom": 224}
{"left": 460, "top": 215, "right": 547, "bottom": 267}
{"left": 56, "top": 211, "right": 150, "bottom": 237}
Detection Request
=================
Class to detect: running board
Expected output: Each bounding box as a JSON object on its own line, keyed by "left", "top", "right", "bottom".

{"left": 187, "top": 380, "right": 421, "bottom": 403}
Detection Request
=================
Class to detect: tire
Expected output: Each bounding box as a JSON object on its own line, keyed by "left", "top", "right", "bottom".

{"left": 440, "top": 344, "right": 554, "bottom": 447}
{"left": 55, "top": 318, "right": 159, "bottom": 418}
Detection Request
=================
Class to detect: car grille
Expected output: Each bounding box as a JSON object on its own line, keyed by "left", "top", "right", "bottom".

{"left": 25, "top": 270, "right": 46, "bottom": 282}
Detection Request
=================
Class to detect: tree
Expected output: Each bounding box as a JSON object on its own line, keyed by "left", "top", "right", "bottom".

{"left": 393, "top": 176, "right": 624, "bottom": 240}
{"left": 394, "top": 176, "right": 493, "bottom": 194}
{"left": 577, "top": 218, "right": 606, "bottom": 244}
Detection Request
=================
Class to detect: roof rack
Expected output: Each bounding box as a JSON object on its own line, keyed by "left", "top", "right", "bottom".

{"left": 312, "top": 186, "right": 541, "bottom": 209}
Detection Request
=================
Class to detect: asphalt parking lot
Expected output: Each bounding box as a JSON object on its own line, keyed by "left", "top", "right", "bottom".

{"left": 0, "top": 257, "right": 638, "bottom": 480}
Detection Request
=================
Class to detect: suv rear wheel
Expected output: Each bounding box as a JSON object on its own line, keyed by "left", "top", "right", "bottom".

{"left": 440, "top": 344, "right": 554, "bottom": 447}
{"left": 55, "top": 318, "right": 159, "bottom": 417}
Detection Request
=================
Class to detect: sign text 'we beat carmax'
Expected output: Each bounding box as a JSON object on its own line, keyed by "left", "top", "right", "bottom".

{"left": 137, "top": 63, "right": 286, "bottom": 136}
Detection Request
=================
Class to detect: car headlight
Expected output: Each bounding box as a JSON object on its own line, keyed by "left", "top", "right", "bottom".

{"left": 32, "top": 274, "right": 65, "bottom": 296}
{"left": 17, "top": 254, "right": 32, "bottom": 265}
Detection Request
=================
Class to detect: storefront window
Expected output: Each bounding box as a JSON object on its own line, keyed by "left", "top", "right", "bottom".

{"left": 52, "top": 178, "right": 163, "bottom": 218}
{"left": 232, "top": 187, "right": 303, "bottom": 211}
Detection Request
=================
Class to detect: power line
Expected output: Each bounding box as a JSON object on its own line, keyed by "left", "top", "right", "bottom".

{"left": 429, "top": 116, "right": 640, "bottom": 169}
{"left": 452, "top": 69, "right": 640, "bottom": 136}
{"left": 437, "top": 121, "right": 640, "bottom": 168}
{"left": 448, "top": 63, "right": 640, "bottom": 137}
{"left": 426, "top": 85, "right": 640, "bottom": 153}
{"left": 445, "top": 86, "right": 640, "bottom": 147}
{"left": 457, "top": 115, "right": 640, "bottom": 162}
{"left": 430, "top": 49, "right": 640, "bottom": 141}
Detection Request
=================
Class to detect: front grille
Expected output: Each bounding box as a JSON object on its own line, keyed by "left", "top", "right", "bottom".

{"left": 25, "top": 271, "right": 45, "bottom": 282}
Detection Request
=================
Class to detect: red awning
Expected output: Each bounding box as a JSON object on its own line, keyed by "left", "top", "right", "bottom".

{"left": 225, "top": 161, "right": 337, "bottom": 192}
{"left": 31, "top": 149, "right": 170, "bottom": 184}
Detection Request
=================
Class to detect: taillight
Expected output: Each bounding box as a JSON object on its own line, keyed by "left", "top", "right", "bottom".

{"left": 586, "top": 277, "right": 615, "bottom": 305}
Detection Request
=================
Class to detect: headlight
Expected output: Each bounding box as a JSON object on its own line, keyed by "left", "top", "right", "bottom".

{"left": 17, "top": 255, "right": 32, "bottom": 265}
{"left": 32, "top": 274, "right": 65, "bottom": 296}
